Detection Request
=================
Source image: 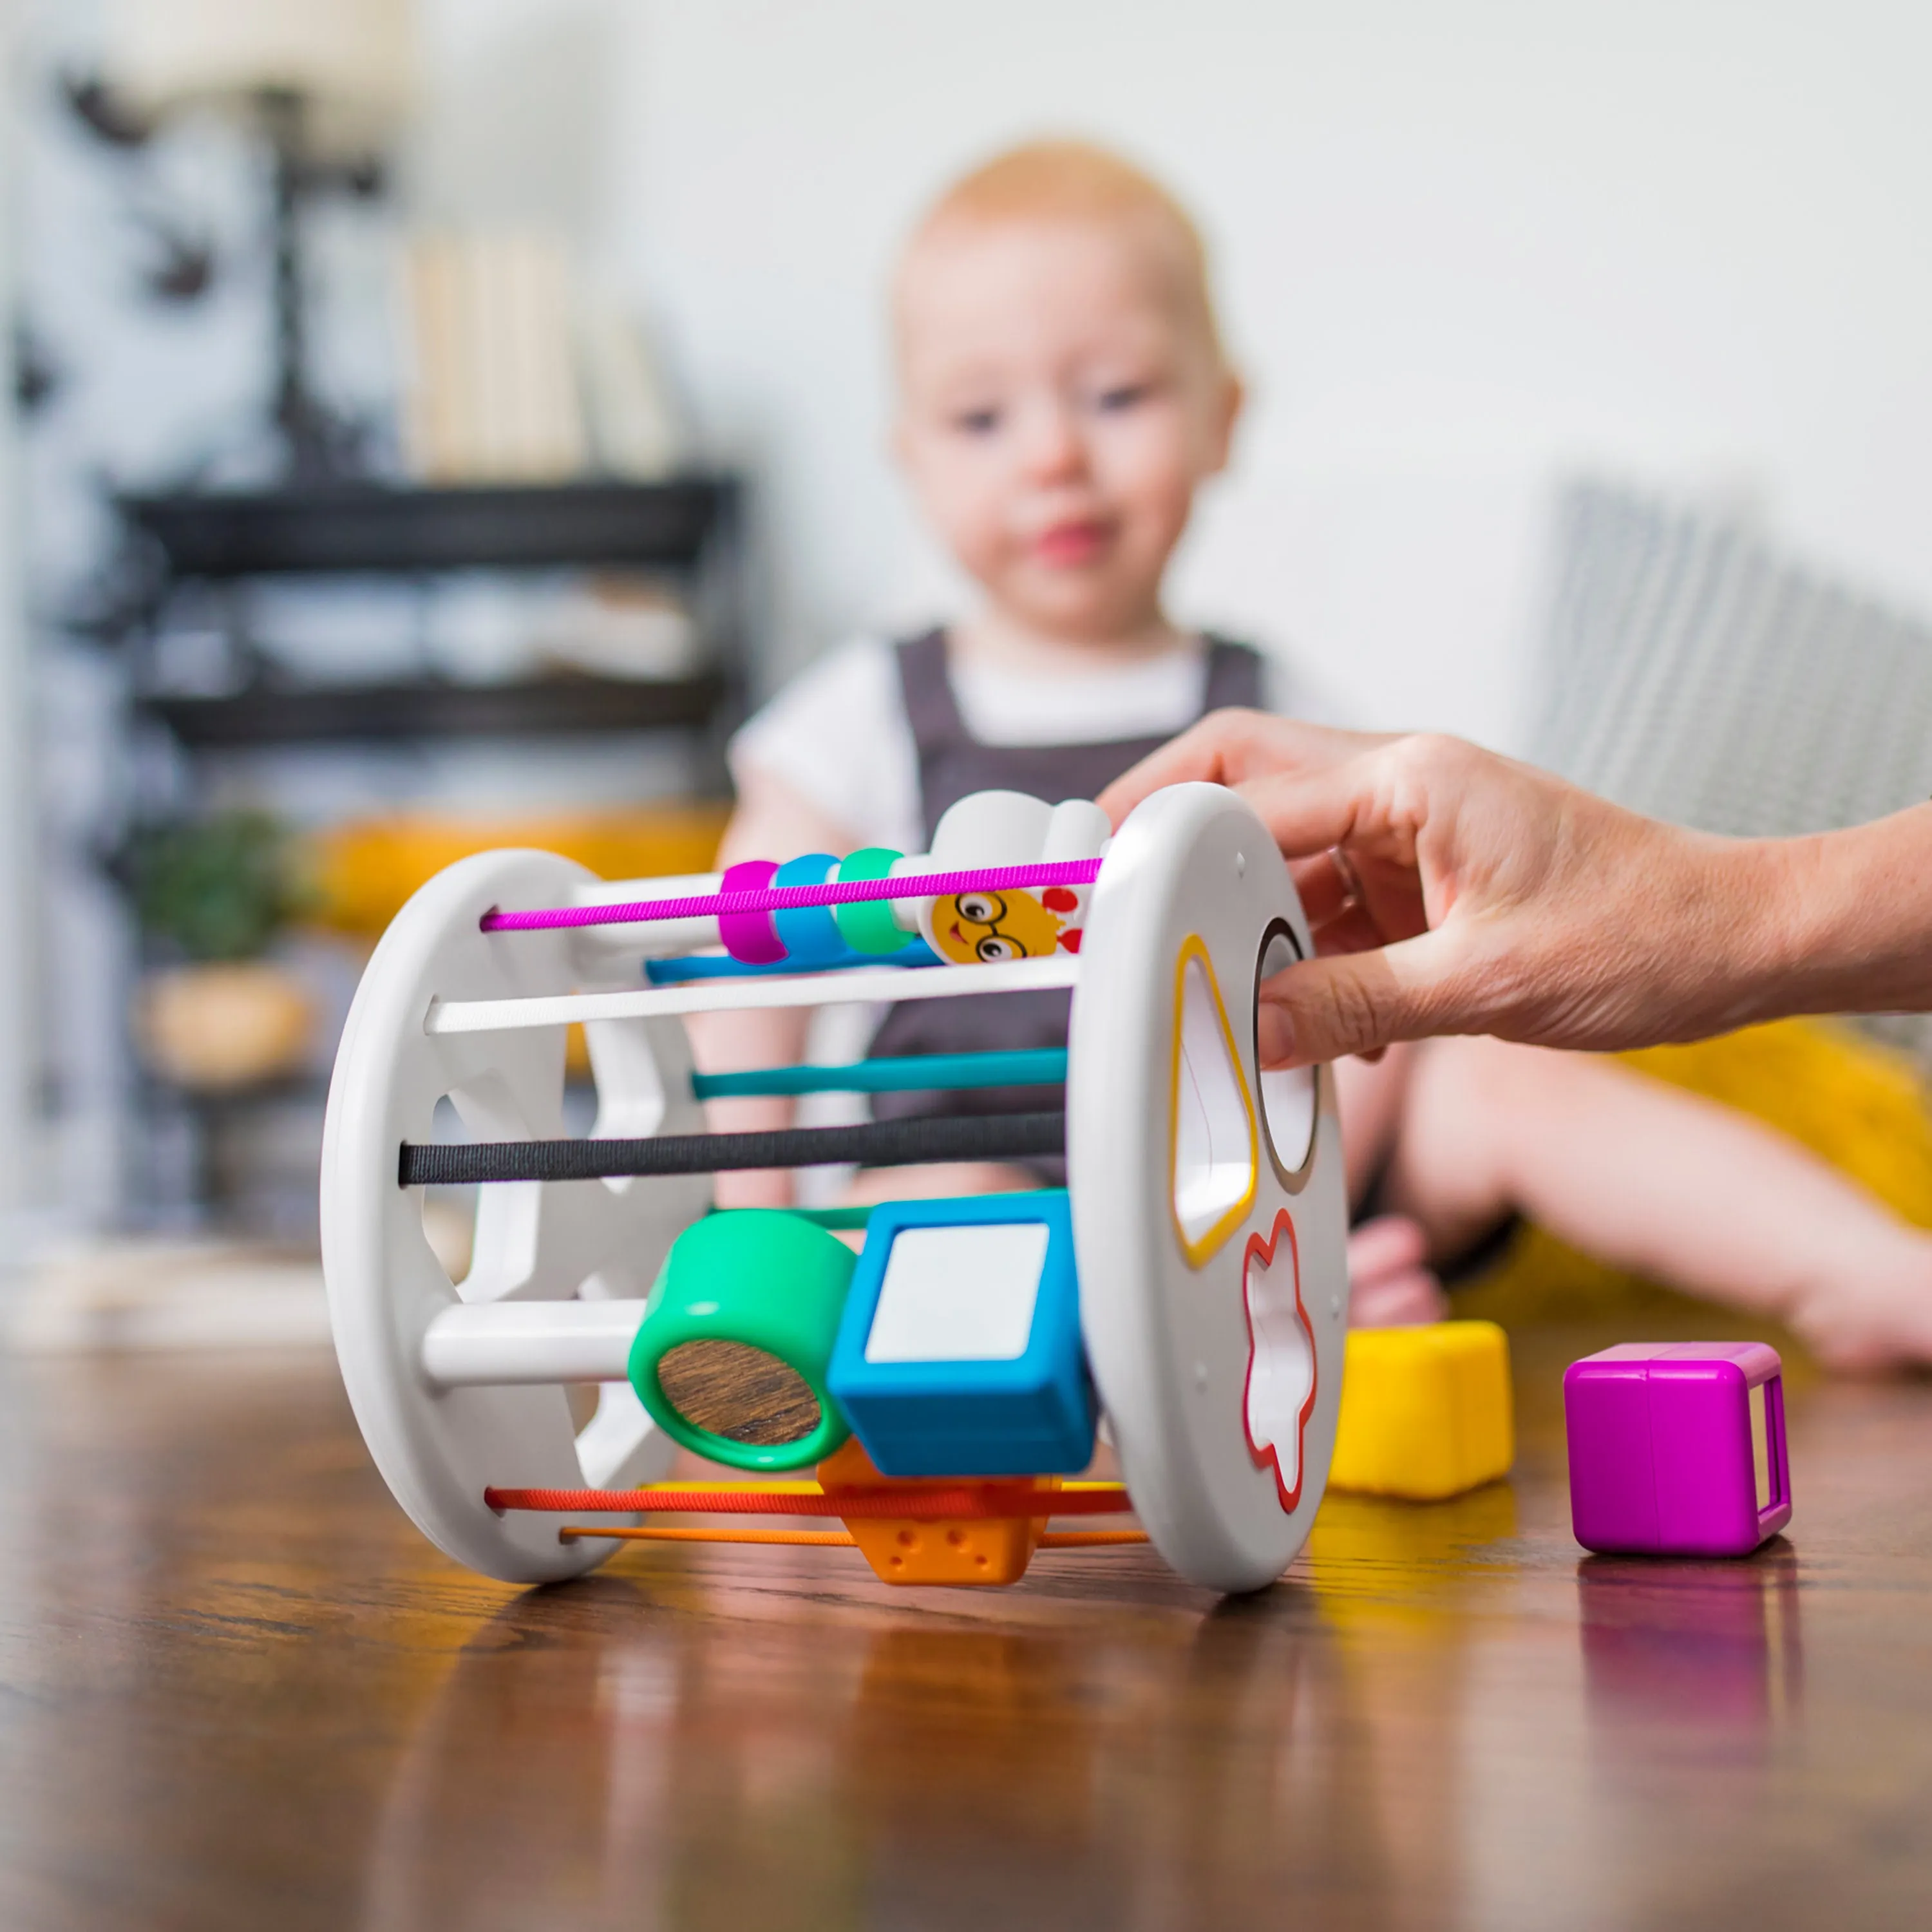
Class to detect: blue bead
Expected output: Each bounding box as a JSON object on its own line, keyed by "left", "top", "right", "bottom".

{"left": 772, "top": 854, "right": 846, "bottom": 966}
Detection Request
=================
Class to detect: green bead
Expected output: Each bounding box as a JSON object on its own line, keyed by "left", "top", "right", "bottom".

{"left": 833, "top": 847, "right": 910, "bottom": 955}
{"left": 627, "top": 1210, "right": 856, "bottom": 1472}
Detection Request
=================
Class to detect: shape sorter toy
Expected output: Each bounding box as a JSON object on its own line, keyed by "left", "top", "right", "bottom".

{"left": 320, "top": 782, "right": 1352, "bottom": 1593}
{"left": 1328, "top": 1321, "right": 1514, "bottom": 1501}
{"left": 1564, "top": 1343, "right": 1792, "bottom": 1557}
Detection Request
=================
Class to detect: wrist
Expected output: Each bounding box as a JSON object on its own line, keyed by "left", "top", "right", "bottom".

{"left": 1716, "top": 809, "right": 1932, "bottom": 1024}
{"left": 1718, "top": 834, "right": 1817, "bottom": 1028}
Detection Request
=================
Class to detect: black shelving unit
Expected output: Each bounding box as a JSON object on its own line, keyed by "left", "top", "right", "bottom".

{"left": 118, "top": 476, "right": 744, "bottom": 756}
{"left": 142, "top": 670, "right": 730, "bottom": 748}
{"left": 109, "top": 474, "right": 748, "bottom": 1231}
{"left": 120, "top": 478, "right": 728, "bottom": 578}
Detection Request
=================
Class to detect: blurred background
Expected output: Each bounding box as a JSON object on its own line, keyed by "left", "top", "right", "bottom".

{"left": 3, "top": 0, "right": 1932, "bottom": 1338}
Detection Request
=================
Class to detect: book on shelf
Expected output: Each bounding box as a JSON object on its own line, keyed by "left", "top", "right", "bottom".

{"left": 402, "top": 230, "right": 588, "bottom": 484}
{"left": 401, "top": 231, "right": 686, "bottom": 486}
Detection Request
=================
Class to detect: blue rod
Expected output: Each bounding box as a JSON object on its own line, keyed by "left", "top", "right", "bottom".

{"left": 646, "top": 939, "right": 938, "bottom": 984}
{"left": 692, "top": 1048, "right": 1068, "bottom": 1100}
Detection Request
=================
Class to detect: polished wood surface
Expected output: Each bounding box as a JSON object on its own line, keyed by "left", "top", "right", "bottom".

{"left": 1, "top": 1325, "right": 1927, "bottom": 1931}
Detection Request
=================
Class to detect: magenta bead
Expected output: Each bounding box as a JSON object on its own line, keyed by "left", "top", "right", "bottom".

{"left": 718, "top": 859, "right": 788, "bottom": 963}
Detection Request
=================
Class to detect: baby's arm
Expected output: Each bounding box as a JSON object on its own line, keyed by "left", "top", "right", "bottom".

{"left": 1379, "top": 1035, "right": 1932, "bottom": 1371}
{"left": 686, "top": 764, "right": 860, "bottom": 1209}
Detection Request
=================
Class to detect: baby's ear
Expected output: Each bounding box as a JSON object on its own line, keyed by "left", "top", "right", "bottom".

{"left": 1204, "top": 368, "right": 1245, "bottom": 475}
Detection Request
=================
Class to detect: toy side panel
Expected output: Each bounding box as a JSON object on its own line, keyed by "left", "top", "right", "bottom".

{"left": 321, "top": 849, "right": 677, "bottom": 1584}
{"left": 1072, "top": 784, "right": 1349, "bottom": 1593}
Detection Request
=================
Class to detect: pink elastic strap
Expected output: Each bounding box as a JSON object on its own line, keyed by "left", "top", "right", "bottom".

{"left": 479, "top": 858, "right": 1103, "bottom": 934}
{"left": 717, "top": 859, "right": 787, "bottom": 963}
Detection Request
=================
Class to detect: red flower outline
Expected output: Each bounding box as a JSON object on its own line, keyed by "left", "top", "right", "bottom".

{"left": 1240, "top": 1209, "right": 1318, "bottom": 1513}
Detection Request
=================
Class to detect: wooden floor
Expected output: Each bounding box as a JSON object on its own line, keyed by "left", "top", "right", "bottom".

{"left": 1, "top": 1325, "right": 1929, "bottom": 1931}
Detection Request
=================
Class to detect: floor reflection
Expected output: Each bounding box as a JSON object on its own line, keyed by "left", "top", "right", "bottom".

{"left": 1577, "top": 1542, "right": 1805, "bottom": 1741}
{"left": 360, "top": 1562, "right": 1461, "bottom": 1930}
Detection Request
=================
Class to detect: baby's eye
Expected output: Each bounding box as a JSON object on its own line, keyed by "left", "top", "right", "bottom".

{"left": 976, "top": 934, "right": 1023, "bottom": 963}
{"left": 1093, "top": 383, "right": 1151, "bottom": 413}
{"left": 951, "top": 406, "right": 1001, "bottom": 436}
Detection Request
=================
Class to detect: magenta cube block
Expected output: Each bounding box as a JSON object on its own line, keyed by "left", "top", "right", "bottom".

{"left": 1564, "top": 1343, "right": 1791, "bottom": 1557}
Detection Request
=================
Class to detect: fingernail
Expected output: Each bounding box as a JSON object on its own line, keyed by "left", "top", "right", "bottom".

{"left": 1256, "top": 1000, "right": 1294, "bottom": 1066}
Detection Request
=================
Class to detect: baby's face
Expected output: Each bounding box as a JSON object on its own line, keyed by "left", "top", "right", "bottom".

{"left": 895, "top": 216, "right": 1238, "bottom": 643}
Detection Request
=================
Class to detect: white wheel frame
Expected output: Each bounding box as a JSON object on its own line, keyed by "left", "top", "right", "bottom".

{"left": 1070, "top": 784, "right": 1350, "bottom": 1593}
{"left": 321, "top": 850, "right": 708, "bottom": 1583}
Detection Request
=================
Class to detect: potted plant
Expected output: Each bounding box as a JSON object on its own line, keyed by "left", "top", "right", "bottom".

{"left": 126, "top": 811, "right": 316, "bottom": 1091}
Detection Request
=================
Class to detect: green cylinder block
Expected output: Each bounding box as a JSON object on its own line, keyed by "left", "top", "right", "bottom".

{"left": 628, "top": 1210, "right": 857, "bottom": 1472}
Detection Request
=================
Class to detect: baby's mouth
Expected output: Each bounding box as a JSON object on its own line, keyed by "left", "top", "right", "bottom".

{"left": 1034, "top": 518, "right": 1112, "bottom": 567}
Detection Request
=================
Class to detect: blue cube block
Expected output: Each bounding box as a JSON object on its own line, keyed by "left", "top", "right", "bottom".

{"left": 828, "top": 1191, "right": 1094, "bottom": 1478}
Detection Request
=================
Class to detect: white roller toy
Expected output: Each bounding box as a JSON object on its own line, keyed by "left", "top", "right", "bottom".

{"left": 320, "top": 783, "right": 1349, "bottom": 1593}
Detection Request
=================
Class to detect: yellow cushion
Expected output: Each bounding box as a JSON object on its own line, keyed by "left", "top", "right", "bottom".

{"left": 1329, "top": 1320, "right": 1513, "bottom": 1500}
{"left": 302, "top": 805, "right": 730, "bottom": 939}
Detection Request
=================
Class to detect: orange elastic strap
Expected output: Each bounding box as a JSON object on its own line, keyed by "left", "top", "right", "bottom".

{"left": 559, "top": 1525, "right": 856, "bottom": 1547}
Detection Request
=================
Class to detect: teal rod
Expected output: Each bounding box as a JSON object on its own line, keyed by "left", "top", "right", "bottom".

{"left": 708, "top": 1188, "right": 1066, "bottom": 1233}
{"left": 692, "top": 1048, "right": 1068, "bottom": 1101}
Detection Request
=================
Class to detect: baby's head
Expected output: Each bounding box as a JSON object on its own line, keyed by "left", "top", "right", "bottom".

{"left": 893, "top": 140, "right": 1241, "bottom": 647}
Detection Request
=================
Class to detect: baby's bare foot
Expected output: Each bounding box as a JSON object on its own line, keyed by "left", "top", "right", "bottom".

{"left": 1347, "top": 1215, "right": 1448, "bottom": 1328}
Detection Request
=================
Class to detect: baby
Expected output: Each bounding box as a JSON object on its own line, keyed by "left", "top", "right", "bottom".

{"left": 695, "top": 138, "right": 1932, "bottom": 1372}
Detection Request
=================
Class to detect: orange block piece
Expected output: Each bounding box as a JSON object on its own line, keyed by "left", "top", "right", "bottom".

{"left": 817, "top": 1441, "right": 1061, "bottom": 1587}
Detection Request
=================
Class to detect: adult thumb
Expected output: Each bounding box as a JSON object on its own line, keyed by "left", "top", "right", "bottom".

{"left": 1255, "top": 934, "right": 1455, "bottom": 1067}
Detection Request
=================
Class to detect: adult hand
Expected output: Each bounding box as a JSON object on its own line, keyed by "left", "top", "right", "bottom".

{"left": 1098, "top": 711, "right": 1787, "bottom": 1066}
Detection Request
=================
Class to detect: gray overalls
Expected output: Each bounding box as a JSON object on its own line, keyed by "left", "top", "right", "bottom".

{"left": 869, "top": 629, "right": 1265, "bottom": 1176}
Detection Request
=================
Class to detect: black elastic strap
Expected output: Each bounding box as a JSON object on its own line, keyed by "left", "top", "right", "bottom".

{"left": 399, "top": 1110, "right": 1068, "bottom": 1188}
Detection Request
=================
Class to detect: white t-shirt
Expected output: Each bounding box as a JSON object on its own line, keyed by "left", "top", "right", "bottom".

{"left": 730, "top": 634, "right": 1316, "bottom": 853}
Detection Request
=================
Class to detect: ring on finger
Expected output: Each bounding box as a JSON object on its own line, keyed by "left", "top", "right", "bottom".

{"left": 1328, "top": 846, "right": 1365, "bottom": 913}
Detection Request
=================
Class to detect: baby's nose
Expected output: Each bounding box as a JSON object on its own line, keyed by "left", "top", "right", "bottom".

{"left": 1016, "top": 397, "right": 1086, "bottom": 479}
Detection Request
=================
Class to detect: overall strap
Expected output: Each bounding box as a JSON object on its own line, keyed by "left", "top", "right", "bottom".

{"left": 1200, "top": 636, "right": 1267, "bottom": 712}
{"left": 893, "top": 629, "right": 969, "bottom": 766}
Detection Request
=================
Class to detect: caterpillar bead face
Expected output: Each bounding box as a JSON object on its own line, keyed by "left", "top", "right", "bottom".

{"left": 933, "top": 886, "right": 1083, "bottom": 964}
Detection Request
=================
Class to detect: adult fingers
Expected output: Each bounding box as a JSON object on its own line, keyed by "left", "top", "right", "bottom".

{"left": 1097, "top": 710, "right": 1381, "bottom": 828}
{"left": 1255, "top": 928, "right": 1469, "bottom": 1066}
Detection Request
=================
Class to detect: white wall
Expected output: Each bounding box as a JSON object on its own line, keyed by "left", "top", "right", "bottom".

{"left": 415, "top": 0, "right": 1932, "bottom": 746}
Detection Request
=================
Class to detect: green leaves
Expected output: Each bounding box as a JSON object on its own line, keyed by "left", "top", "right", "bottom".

{"left": 125, "top": 811, "right": 310, "bottom": 962}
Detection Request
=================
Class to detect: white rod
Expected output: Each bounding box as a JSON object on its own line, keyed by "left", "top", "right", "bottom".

{"left": 425, "top": 954, "right": 1081, "bottom": 1036}
{"left": 421, "top": 1298, "right": 648, "bottom": 1387}
{"left": 563, "top": 873, "right": 723, "bottom": 968}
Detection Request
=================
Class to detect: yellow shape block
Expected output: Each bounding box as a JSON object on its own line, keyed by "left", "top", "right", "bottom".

{"left": 817, "top": 1440, "right": 1058, "bottom": 1587}
{"left": 1329, "top": 1320, "right": 1513, "bottom": 1501}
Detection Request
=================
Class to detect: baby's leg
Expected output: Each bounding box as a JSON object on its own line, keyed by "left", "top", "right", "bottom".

{"left": 1332, "top": 1051, "right": 1450, "bottom": 1327}
{"left": 1383, "top": 1036, "right": 1932, "bottom": 1371}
